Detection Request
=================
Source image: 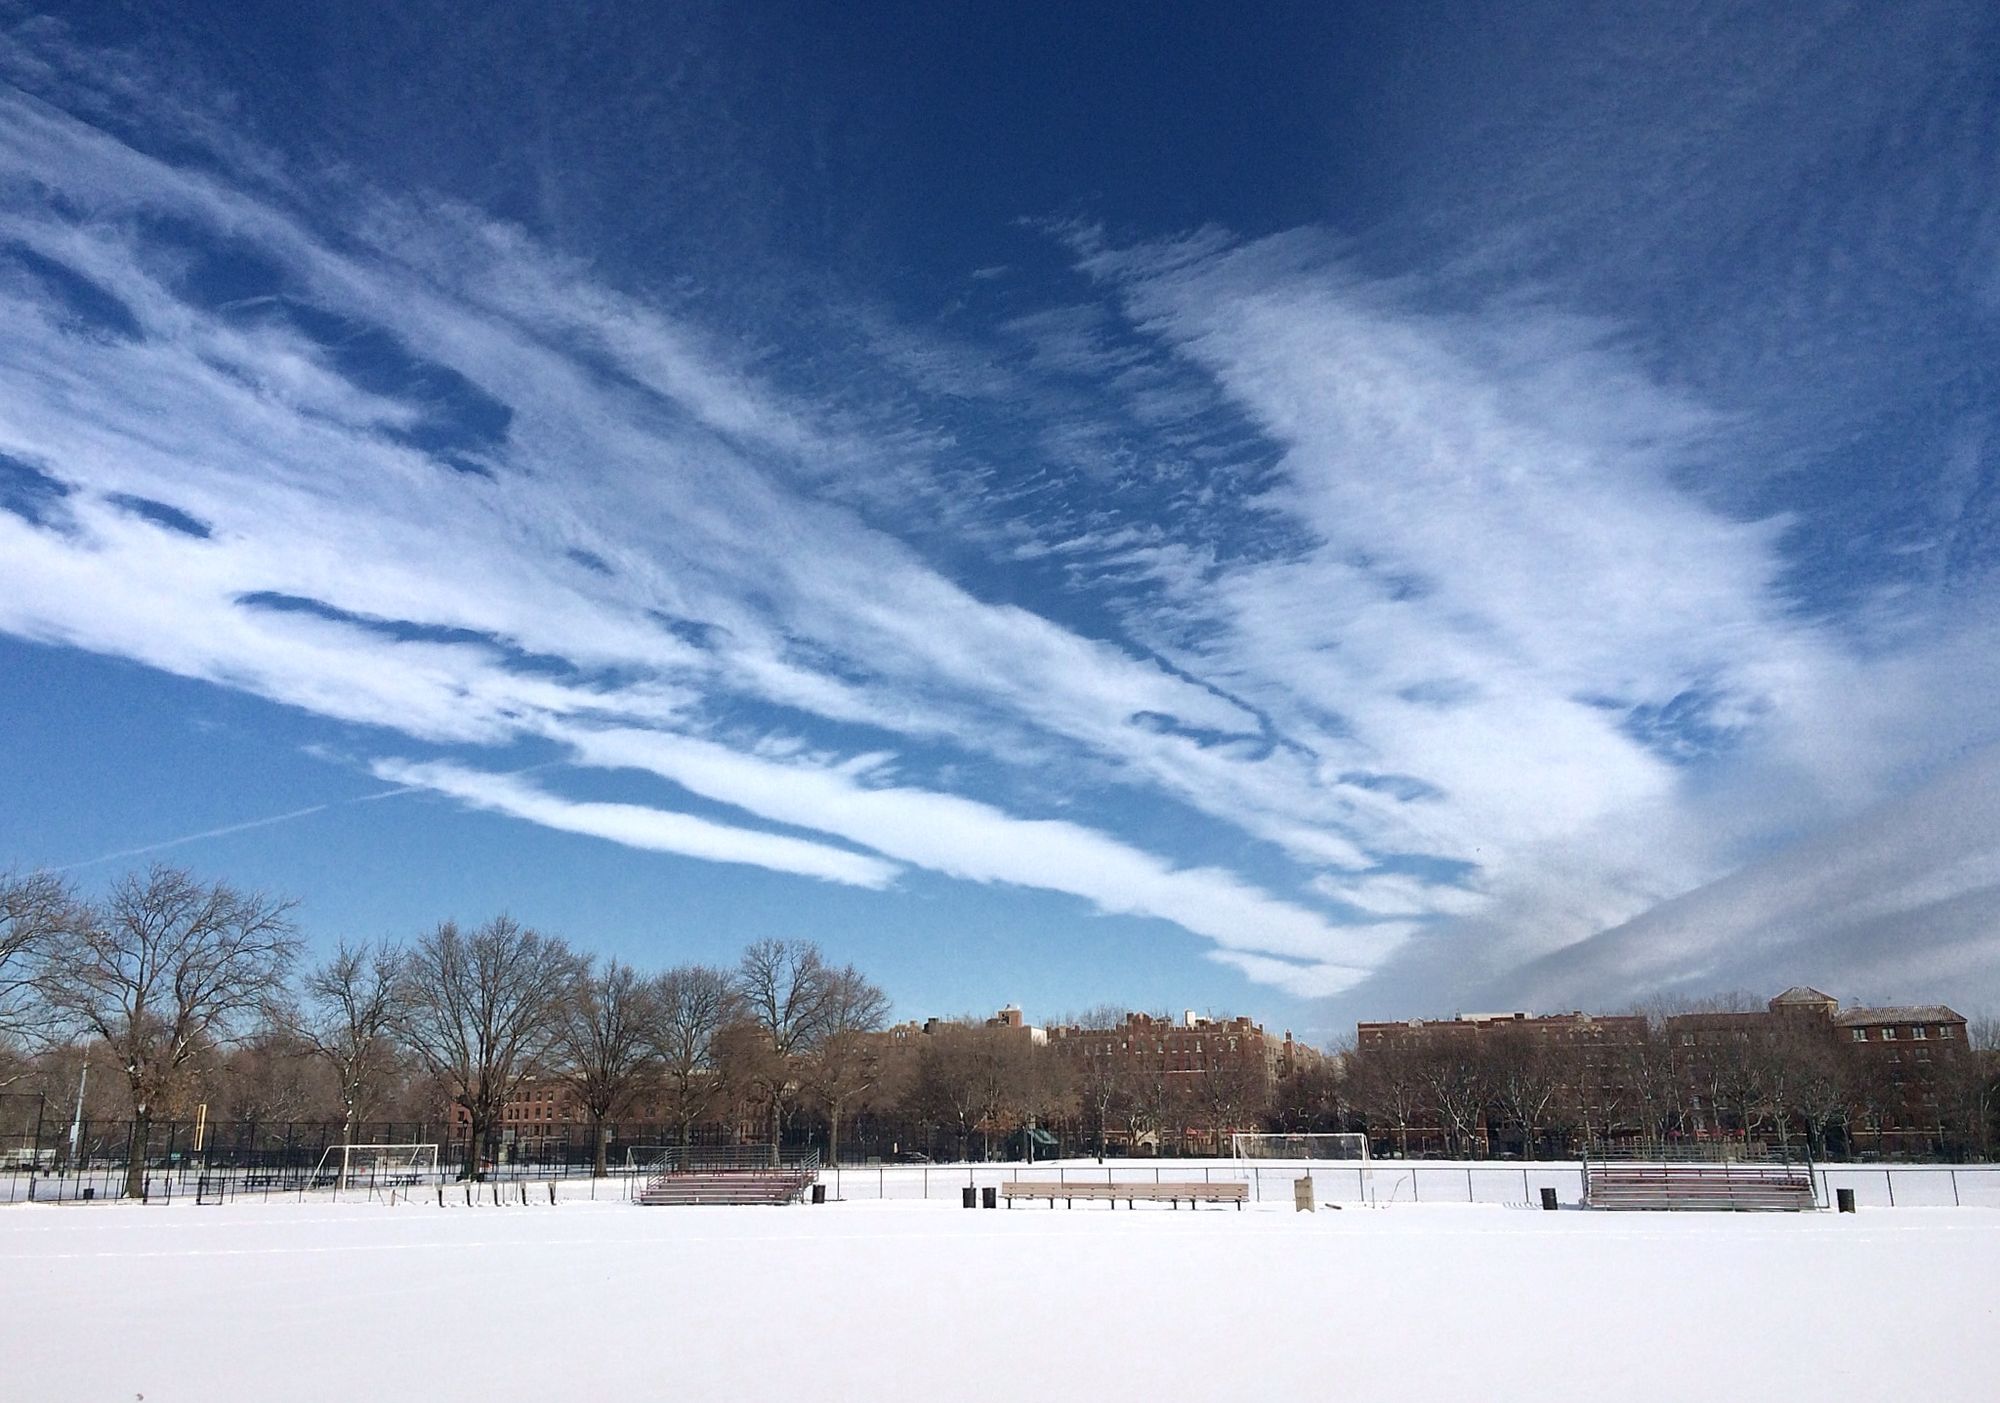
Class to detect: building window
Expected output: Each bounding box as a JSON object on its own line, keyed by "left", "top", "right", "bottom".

{"left": 1680, "top": 1034, "right": 1694, "bottom": 1046}
{"left": 1912, "top": 1026, "right": 1927, "bottom": 1040}
{"left": 1851, "top": 1029, "right": 1867, "bottom": 1042}
{"left": 1881, "top": 1027, "right": 1896, "bottom": 1041}
{"left": 1939, "top": 1026, "right": 1955, "bottom": 1039}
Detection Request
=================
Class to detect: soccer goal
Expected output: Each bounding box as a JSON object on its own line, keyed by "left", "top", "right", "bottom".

{"left": 1232, "top": 1132, "right": 1370, "bottom": 1161}
{"left": 313, "top": 1142, "right": 440, "bottom": 1191}
{"left": 624, "top": 1145, "right": 673, "bottom": 1175}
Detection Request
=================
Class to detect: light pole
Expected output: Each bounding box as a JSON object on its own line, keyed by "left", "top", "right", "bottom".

{"left": 66, "top": 1057, "right": 88, "bottom": 1170}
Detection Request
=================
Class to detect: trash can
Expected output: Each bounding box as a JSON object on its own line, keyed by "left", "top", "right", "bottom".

{"left": 1293, "top": 1176, "right": 1315, "bottom": 1213}
{"left": 982, "top": 1185, "right": 997, "bottom": 1209}
{"left": 811, "top": 1183, "right": 826, "bottom": 1204}
{"left": 962, "top": 1185, "right": 977, "bottom": 1209}
{"left": 1837, "top": 1188, "right": 1856, "bottom": 1214}
{"left": 1540, "top": 1187, "right": 1559, "bottom": 1211}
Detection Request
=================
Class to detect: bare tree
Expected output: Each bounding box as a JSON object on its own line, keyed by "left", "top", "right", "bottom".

{"left": 210, "top": 1024, "right": 339, "bottom": 1123}
{"left": 1937, "top": 1018, "right": 1999, "bottom": 1161}
{"left": 1763, "top": 1022, "right": 1848, "bottom": 1157}
{"left": 1617, "top": 1014, "right": 1692, "bottom": 1151}
{"left": 289, "top": 940, "right": 405, "bottom": 1150}
{"left": 554, "top": 959, "right": 657, "bottom": 1177}
{"left": 966, "top": 1026, "right": 1036, "bottom": 1160}
{"left": 649, "top": 963, "right": 738, "bottom": 1151}
{"left": 1186, "top": 1053, "right": 1270, "bottom": 1156}
{"left": 36, "top": 866, "right": 299, "bottom": 1198}
{"left": 1487, "top": 1030, "right": 1563, "bottom": 1159}
{"left": 1271, "top": 1056, "right": 1345, "bottom": 1135}
{"left": 395, "top": 916, "right": 576, "bottom": 1180}
{"left": 1121, "top": 1026, "right": 1188, "bottom": 1158}
{"left": 801, "top": 964, "right": 890, "bottom": 1166}
{"left": 908, "top": 1023, "right": 990, "bottom": 1160}
{"left": 1067, "top": 1006, "right": 1133, "bottom": 1160}
{"left": 1014, "top": 1044, "right": 1074, "bottom": 1161}
{"left": 1415, "top": 1044, "right": 1488, "bottom": 1158}
{"left": 1, "top": 870, "right": 70, "bottom": 1052}
{"left": 1347, "top": 1041, "right": 1425, "bottom": 1157}
{"left": 734, "top": 939, "right": 834, "bottom": 1162}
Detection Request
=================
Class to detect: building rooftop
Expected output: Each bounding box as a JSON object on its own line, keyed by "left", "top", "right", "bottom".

{"left": 1833, "top": 1005, "right": 1964, "bottom": 1026}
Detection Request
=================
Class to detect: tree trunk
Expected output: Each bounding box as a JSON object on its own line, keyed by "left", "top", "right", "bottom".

{"left": 768, "top": 1098, "right": 782, "bottom": 1166}
{"left": 828, "top": 1101, "right": 843, "bottom": 1168}
{"left": 593, "top": 1116, "right": 610, "bottom": 1178}
{"left": 124, "top": 1111, "right": 150, "bottom": 1200}
{"left": 463, "top": 1113, "right": 486, "bottom": 1181}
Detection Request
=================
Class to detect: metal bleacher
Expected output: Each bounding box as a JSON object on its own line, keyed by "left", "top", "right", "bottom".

{"left": 1584, "top": 1158, "right": 1819, "bottom": 1212}
{"left": 633, "top": 1146, "right": 819, "bottom": 1207}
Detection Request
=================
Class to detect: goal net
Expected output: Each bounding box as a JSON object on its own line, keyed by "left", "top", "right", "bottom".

{"left": 313, "top": 1142, "right": 440, "bottom": 1190}
{"left": 1232, "top": 1132, "right": 1370, "bottom": 1161}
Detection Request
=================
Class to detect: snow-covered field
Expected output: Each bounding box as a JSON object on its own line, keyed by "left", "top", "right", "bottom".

{"left": 3, "top": 1196, "right": 1995, "bottom": 1401}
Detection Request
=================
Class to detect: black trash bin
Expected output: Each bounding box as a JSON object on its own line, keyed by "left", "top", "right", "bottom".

{"left": 1540, "top": 1187, "right": 1559, "bottom": 1211}
{"left": 982, "top": 1185, "right": 997, "bottom": 1209}
{"left": 811, "top": 1183, "right": 826, "bottom": 1204}
{"left": 962, "top": 1185, "right": 977, "bottom": 1209}
{"left": 1837, "top": 1188, "right": 1856, "bottom": 1214}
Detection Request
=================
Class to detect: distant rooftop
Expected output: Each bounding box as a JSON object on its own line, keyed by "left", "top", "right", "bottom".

{"left": 1834, "top": 1005, "right": 1963, "bottom": 1026}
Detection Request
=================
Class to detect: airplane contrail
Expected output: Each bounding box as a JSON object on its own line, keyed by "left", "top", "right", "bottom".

{"left": 53, "top": 786, "right": 417, "bottom": 871}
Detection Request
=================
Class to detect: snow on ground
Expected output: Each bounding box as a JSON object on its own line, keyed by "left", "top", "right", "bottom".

{"left": 2, "top": 1196, "right": 1995, "bottom": 1401}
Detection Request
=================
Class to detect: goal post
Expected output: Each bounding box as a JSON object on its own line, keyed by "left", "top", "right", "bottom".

{"left": 1231, "top": 1132, "right": 1370, "bottom": 1161}
{"left": 313, "top": 1142, "right": 440, "bottom": 1191}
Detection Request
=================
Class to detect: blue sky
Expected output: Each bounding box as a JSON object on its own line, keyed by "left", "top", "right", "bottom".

{"left": 2, "top": 2, "right": 1998, "bottom": 1039}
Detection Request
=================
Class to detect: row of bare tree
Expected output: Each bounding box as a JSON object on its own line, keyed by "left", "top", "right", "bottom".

{"left": 0, "top": 866, "right": 888, "bottom": 1191}
{"left": 1338, "top": 1016, "right": 2000, "bottom": 1162}
{"left": 11, "top": 866, "right": 1996, "bottom": 1180}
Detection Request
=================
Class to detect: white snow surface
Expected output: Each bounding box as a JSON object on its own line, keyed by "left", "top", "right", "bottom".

{"left": 2, "top": 1196, "right": 1995, "bottom": 1401}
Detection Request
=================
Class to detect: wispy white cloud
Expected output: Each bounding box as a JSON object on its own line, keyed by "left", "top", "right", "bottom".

{"left": 5, "top": 22, "right": 1996, "bottom": 1014}
{"left": 553, "top": 725, "right": 1387, "bottom": 969}
{"left": 0, "top": 57, "right": 1377, "bottom": 987}
{"left": 372, "top": 759, "right": 901, "bottom": 889}
{"left": 1063, "top": 225, "right": 2000, "bottom": 995}
{"left": 1495, "top": 741, "right": 2000, "bottom": 1012}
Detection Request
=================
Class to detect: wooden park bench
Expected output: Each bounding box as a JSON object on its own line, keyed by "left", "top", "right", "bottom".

{"left": 1001, "top": 1180, "right": 1248, "bottom": 1210}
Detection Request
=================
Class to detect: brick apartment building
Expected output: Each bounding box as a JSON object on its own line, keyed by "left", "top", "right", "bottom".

{"left": 1043, "top": 1009, "right": 1317, "bottom": 1079}
{"left": 1353, "top": 1009, "right": 1647, "bottom": 1156}
{"left": 1352, "top": 986, "right": 1971, "bottom": 1158}
{"left": 1357, "top": 1009, "right": 1647, "bottom": 1054}
{"left": 1664, "top": 986, "right": 1968, "bottom": 1154}
{"left": 444, "top": 1076, "right": 590, "bottom": 1159}
{"left": 1044, "top": 1009, "right": 1317, "bottom": 1153}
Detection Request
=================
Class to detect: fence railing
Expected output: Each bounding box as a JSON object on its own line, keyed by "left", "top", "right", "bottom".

{"left": 6, "top": 1154, "right": 1998, "bottom": 1209}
